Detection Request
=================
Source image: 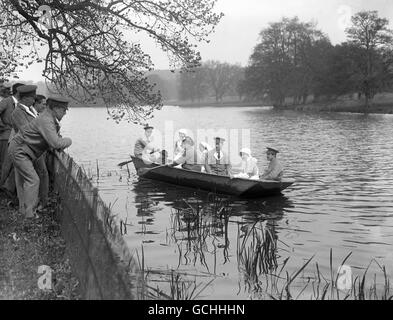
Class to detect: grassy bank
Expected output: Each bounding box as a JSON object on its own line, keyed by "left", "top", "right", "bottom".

{"left": 170, "top": 92, "right": 393, "bottom": 114}
{"left": 172, "top": 100, "right": 269, "bottom": 108}
{"left": 278, "top": 99, "right": 393, "bottom": 114}
{"left": 0, "top": 193, "right": 80, "bottom": 300}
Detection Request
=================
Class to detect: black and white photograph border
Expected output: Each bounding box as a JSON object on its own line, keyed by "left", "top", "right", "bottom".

{"left": 0, "top": 0, "right": 392, "bottom": 304}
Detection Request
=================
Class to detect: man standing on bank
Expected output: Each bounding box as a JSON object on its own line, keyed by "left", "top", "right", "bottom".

{"left": 9, "top": 96, "right": 72, "bottom": 219}
{"left": 0, "top": 83, "right": 24, "bottom": 199}
{"left": 0, "top": 83, "right": 23, "bottom": 174}
{"left": 260, "top": 147, "right": 283, "bottom": 181}
{"left": 10, "top": 87, "right": 49, "bottom": 212}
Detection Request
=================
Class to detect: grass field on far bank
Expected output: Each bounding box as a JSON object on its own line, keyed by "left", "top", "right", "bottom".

{"left": 170, "top": 92, "right": 393, "bottom": 114}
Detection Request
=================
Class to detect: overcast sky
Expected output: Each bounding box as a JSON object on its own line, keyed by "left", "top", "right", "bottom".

{"left": 18, "top": 0, "right": 393, "bottom": 82}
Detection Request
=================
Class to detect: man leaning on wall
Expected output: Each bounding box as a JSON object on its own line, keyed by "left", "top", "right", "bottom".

{"left": 8, "top": 96, "right": 72, "bottom": 219}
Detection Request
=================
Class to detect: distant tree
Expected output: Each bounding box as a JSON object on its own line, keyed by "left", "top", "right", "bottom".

{"left": 204, "top": 60, "right": 242, "bottom": 102}
{"left": 146, "top": 74, "right": 168, "bottom": 101}
{"left": 178, "top": 67, "right": 208, "bottom": 102}
{"left": 345, "top": 11, "right": 393, "bottom": 110}
{"left": 0, "top": 0, "right": 222, "bottom": 123}
{"left": 243, "top": 17, "right": 328, "bottom": 106}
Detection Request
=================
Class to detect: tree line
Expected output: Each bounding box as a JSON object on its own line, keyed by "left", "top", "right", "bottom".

{"left": 176, "top": 11, "right": 393, "bottom": 109}
{"left": 0, "top": 0, "right": 223, "bottom": 123}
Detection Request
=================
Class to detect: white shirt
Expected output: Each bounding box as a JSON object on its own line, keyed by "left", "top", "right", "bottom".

{"left": 19, "top": 103, "right": 38, "bottom": 118}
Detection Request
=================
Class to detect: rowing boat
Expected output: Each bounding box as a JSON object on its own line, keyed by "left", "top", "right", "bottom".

{"left": 131, "top": 156, "right": 295, "bottom": 198}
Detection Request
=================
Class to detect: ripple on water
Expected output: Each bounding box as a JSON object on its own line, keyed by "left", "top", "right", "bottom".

{"left": 62, "top": 107, "right": 393, "bottom": 299}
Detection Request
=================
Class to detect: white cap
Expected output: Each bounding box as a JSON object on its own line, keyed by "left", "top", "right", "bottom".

{"left": 178, "top": 129, "right": 188, "bottom": 135}
{"left": 239, "top": 148, "right": 251, "bottom": 156}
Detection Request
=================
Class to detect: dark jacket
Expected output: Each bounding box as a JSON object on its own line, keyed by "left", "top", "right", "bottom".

{"left": 11, "top": 103, "right": 37, "bottom": 134}
{"left": 0, "top": 96, "right": 16, "bottom": 140}
{"left": 134, "top": 138, "right": 147, "bottom": 157}
{"left": 12, "top": 109, "right": 72, "bottom": 160}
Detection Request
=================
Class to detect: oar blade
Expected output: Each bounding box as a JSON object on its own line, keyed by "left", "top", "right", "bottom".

{"left": 117, "top": 159, "right": 133, "bottom": 167}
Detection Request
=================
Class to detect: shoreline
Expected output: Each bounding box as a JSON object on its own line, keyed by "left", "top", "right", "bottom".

{"left": 275, "top": 100, "right": 393, "bottom": 114}
{"left": 171, "top": 99, "right": 393, "bottom": 114}
{"left": 69, "top": 96, "right": 393, "bottom": 114}
{"left": 0, "top": 192, "right": 80, "bottom": 300}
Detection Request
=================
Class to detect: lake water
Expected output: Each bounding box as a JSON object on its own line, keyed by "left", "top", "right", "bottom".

{"left": 60, "top": 106, "right": 393, "bottom": 299}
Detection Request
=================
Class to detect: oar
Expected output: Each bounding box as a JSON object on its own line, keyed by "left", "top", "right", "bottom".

{"left": 118, "top": 149, "right": 168, "bottom": 168}
{"left": 117, "top": 158, "right": 133, "bottom": 167}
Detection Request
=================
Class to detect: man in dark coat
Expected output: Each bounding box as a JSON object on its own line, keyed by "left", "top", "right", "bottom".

{"left": 0, "top": 83, "right": 24, "bottom": 199}
{"left": 9, "top": 95, "right": 72, "bottom": 218}
{"left": 0, "top": 83, "right": 23, "bottom": 170}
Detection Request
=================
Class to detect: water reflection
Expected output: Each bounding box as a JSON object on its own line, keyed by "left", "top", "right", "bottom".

{"left": 62, "top": 107, "right": 393, "bottom": 299}
{"left": 126, "top": 177, "right": 296, "bottom": 297}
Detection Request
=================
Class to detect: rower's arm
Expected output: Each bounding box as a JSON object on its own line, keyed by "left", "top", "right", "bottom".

{"left": 263, "top": 165, "right": 283, "bottom": 180}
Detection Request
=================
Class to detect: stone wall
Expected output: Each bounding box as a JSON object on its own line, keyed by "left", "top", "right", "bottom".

{"left": 47, "top": 151, "right": 139, "bottom": 300}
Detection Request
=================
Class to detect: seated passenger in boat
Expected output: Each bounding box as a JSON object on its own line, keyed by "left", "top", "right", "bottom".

{"left": 234, "top": 148, "right": 259, "bottom": 180}
{"left": 204, "top": 137, "right": 231, "bottom": 176}
{"left": 134, "top": 125, "right": 161, "bottom": 163}
{"left": 169, "top": 137, "right": 201, "bottom": 171}
{"left": 260, "top": 147, "right": 283, "bottom": 181}
{"left": 174, "top": 129, "right": 188, "bottom": 163}
{"left": 142, "top": 142, "right": 161, "bottom": 164}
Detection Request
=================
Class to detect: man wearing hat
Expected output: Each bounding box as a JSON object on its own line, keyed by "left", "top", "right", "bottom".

{"left": 5, "top": 86, "right": 48, "bottom": 212}
{"left": 204, "top": 136, "right": 232, "bottom": 176}
{"left": 261, "top": 147, "right": 283, "bottom": 181}
{"left": 0, "top": 86, "right": 11, "bottom": 101}
{"left": 0, "top": 83, "right": 24, "bottom": 199}
{"left": 0, "top": 83, "right": 24, "bottom": 172}
{"left": 134, "top": 124, "right": 153, "bottom": 158}
{"left": 134, "top": 124, "right": 161, "bottom": 163}
{"left": 8, "top": 95, "right": 72, "bottom": 218}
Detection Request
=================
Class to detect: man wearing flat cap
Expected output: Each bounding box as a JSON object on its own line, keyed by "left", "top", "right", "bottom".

{"left": 0, "top": 83, "right": 24, "bottom": 198}
{"left": 0, "top": 86, "right": 11, "bottom": 101}
{"left": 261, "top": 147, "right": 283, "bottom": 181}
{"left": 134, "top": 124, "right": 161, "bottom": 163}
{"left": 5, "top": 86, "right": 48, "bottom": 212}
{"left": 0, "top": 83, "right": 24, "bottom": 173}
{"left": 8, "top": 95, "right": 72, "bottom": 219}
{"left": 204, "top": 136, "right": 232, "bottom": 176}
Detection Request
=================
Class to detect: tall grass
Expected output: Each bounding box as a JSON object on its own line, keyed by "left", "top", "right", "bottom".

{"left": 131, "top": 191, "right": 392, "bottom": 300}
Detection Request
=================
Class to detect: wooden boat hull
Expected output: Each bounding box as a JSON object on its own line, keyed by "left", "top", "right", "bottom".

{"left": 131, "top": 156, "right": 294, "bottom": 198}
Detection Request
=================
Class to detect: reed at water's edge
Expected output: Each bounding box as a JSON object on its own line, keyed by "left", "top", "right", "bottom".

{"left": 132, "top": 194, "right": 392, "bottom": 300}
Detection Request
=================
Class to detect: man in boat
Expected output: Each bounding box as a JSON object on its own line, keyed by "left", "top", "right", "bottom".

{"left": 260, "top": 147, "right": 283, "bottom": 181}
{"left": 8, "top": 95, "right": 72, "bottom": 219}
{"left": 169, "top": 136, "right": 201, "bottom": 171}
{"left": 204, "top": 136, "right": 232, "bottom": 176}
{"left": 234, "top": 148, "right": 259, "bottom": 180}
{"left": 134, "top": 124, "right": 161, "bottom": 163}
